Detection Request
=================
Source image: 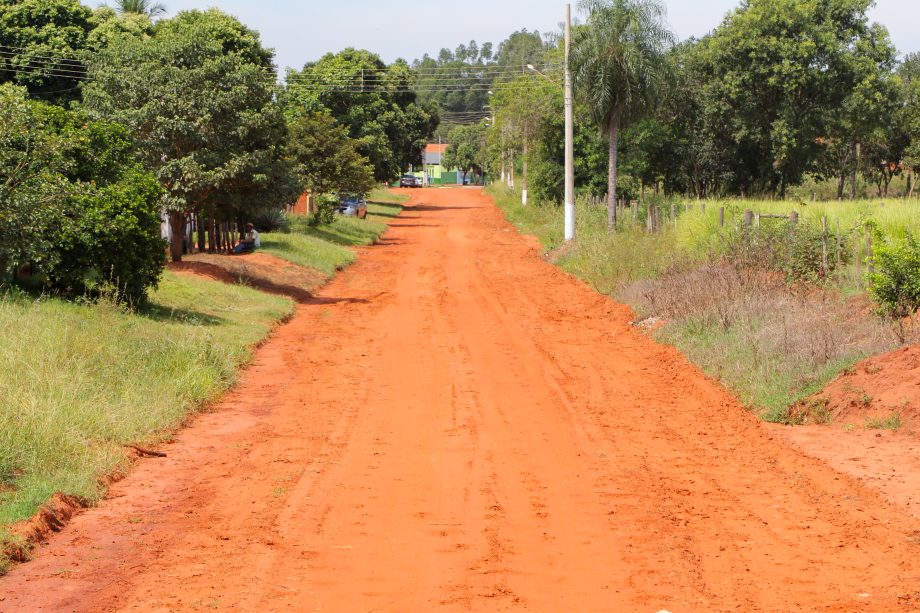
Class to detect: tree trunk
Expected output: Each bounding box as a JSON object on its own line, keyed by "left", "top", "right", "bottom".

{"left": 836, "top": 172, "right": 846, "bottom": 200}
{"left": 607, "top": 116, "right": 620, "bottom": 232}
{"left": 168, "top": 210, "right": 185, "bottom": 263}
{"left": 197, "top": 215, "right": 207, "bottom": 253}
{"left": 908, "top": 170, "right": 914, "bottom": 198}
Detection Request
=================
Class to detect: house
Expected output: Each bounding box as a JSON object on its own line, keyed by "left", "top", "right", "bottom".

{"left": 423, "top": 143, "right": 461, "bottom": 186}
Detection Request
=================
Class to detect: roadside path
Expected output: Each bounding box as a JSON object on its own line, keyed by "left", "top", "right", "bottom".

{"left": 2, "top": 187, "right": 919, "bottom": 612}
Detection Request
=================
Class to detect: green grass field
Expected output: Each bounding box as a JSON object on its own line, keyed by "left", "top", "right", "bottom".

{"left": 0, "top": 273, "right": 292, "bottom": 562}
{"left": 260, "top": 189, "right": 407, "bottom": 276}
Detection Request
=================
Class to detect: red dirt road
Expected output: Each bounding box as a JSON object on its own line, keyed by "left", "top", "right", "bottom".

{"left": 3, "top": 187, "right": 920, "bottom": 612}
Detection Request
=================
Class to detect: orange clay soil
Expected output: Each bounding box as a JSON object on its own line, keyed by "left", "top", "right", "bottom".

{"left": 3, "top": 187, "right": 920, "bottom": 612}
{"left": 771, "top": 346, "right": 920, "bottom": 523}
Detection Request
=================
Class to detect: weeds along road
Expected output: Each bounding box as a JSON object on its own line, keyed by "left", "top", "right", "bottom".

{"left": 3, "top": 187, "right": 920, "bottom": 612}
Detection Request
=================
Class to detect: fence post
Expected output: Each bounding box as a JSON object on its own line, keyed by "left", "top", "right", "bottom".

{"left": 670, "top": 203, "right": 676, "bottom": 222}
{"left": 744, "top": 210, "right": 753, "bottom": 228}
{"left": 646, "top": 204, "right": 653, "bottom": 232}
{"left": 789, "top": 210, "right": 799, "bottom": 232}
{"left": 701, "top": 202, "right": 706, "bottom": 214}
{"left": 821, "top": 216, "right": 828, "bottom": 277}
{"left": 755, "top": 213, "right": 761, "bottom": 228}
{"left": 718, "top": 207, "right": 725, "bottom": 227}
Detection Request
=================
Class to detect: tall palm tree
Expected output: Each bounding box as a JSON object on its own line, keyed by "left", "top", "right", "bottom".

{"left": 112, "top": 0, "right": 167, "bottom": 17}
{"left": 572, "top": 0, "right": 674, "bottom": 230}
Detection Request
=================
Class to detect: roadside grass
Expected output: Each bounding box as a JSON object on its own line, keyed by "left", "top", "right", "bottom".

{"left": 260, "top": 188, "right": 405, "bottom": 276}
{"left": 260, "top": 233, "right": 356, "bottom": 277}
{"left": 865, "top": 412, "right": 902, "bottom": 431}
{"left": 489, "top": 185, "right": 908, "bottom": 423}
{"left": 0, "top": 273, "right": 292, "bottom": 561}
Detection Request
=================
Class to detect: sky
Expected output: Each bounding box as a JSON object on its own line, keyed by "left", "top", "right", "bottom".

{"left": 151, "top": 0, "right": 920, "bottom": 73}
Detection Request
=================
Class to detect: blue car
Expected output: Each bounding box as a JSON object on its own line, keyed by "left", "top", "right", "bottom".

{"left": 337, "top": 195, "right": 368, "bottom": 219}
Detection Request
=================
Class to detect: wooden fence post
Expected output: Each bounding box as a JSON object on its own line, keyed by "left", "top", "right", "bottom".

{"left": 744, "top": 210, "right": 753, "bottom": 228}
{"left": 789, "top": 211, "right": 799, "bottom": 233}
{"left": 718, "top": 207, "right": 725, "bottom": 227}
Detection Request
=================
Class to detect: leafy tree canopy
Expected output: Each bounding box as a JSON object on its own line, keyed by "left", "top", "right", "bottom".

{"left": 0, "top": 0, "right": 93, "bottom": 103}
{"left": 288, "top": 111, "right": 375, "bottom": 196}
{"left": 285, "top": 48, "right": 438, "bottom": 182}
{"left": 83, "top": 8, "right": 284, "bottom": 261}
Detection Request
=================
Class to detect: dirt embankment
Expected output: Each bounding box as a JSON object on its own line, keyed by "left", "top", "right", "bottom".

{"left": 3, "top": 188, "right": 920, "bottom": 612}
{"left": 773, "top": 346, "right": 920, "bottom": 521}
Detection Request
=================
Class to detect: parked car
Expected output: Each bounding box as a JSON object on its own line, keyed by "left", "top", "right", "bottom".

{"left": 337, "top": 194, "right": 368, "bottom": 219}
{"left": 400, "top": 174, "right": 422, "bottom": 188}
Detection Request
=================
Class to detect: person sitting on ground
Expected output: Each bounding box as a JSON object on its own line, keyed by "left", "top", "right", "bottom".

{"left": 233, "top": 223, "right": 260, "bottom": 254}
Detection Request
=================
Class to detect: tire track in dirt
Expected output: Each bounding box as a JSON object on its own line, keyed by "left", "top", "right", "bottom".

{"left": 2, "top": 187, "right": 920, "bottom": 612}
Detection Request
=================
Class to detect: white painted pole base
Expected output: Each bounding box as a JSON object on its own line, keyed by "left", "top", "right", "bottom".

{"left": 522, "top": 189, "right": 528, "bottom": 205}
{"left": 564, "top": 200, "right": 575, "bottom": 241}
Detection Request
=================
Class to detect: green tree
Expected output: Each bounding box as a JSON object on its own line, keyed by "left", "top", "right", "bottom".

{"left": 0, "top": 83, "right": 69, "bottom": 279}
{"left": 443, "top": 123, "right": 488, "bottom": 182}
{"left": 286, "top": 49, "right": 439, "bottom": 182}
{"left": 691, "top": 0, "right": 895, "bottom": 198}
{"left": 288, "top": 112, "right": 375, "bottom": 196}
{"left": 83, "top": 9, "right": 284, "bottom": 262}
{"left": 0, "top": 0, "right": 93, "bottom": 103}
{"left": 572, "top": 0, "right": 674, "bottom": 230}
{"left": 901, "top": 53, "right": 920, "bottom": 197}
{"left": 489, "top": 75, "right": 560, "bottom": 202}
{"left": 46, "top": 112, "right": 165, "bottom": 305}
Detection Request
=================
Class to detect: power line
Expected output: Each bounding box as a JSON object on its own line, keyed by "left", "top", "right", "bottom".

{"left": 0, "top": 44, "right": 86, "bottom": 67}
{"left": 0, "top": 64, "right": 89, "bottom": 81}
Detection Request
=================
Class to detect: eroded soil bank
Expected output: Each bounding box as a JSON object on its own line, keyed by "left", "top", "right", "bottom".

{"left": 2, "top": 187, "right": 920, "bottom": 612}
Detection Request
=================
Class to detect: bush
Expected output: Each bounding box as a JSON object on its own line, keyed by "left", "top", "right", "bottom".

{"left": 868, "top": 234, "right": 920, "bottom": 317}
{"left": 0, "top": 96, "right": 167, "bottom": 306}
{"left": 250, "top": 207, "right": 289, "bottom": 233}
{"left": 52, "top": 170, "right": 166, "bottom": 306}
{"left": 310, "top": 194, "right": 338, "bottom": 227}
{"left": 723, "top": 218, "right": 841, "bottom": 283}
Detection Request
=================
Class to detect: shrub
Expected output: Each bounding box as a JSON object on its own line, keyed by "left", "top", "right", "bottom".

{"left": 250, "top": 207, "right": 289, "bottom": 233}
{"left": 723, "top": 218, "right": 841, "bottom": 283}
{"left": 868, "top": 234, "right": 920, "bottom": 317}
{"left": 52, "top": 169, "right": 166, "bottom": 306}
{"left": 0, "top": 84, "right": 70, "bottom": 280}
{"left": 310, "top": 194, "right": 338, "bottom": 227}
{"left": 0, "top": 90, "right": 166, "bottom": 305}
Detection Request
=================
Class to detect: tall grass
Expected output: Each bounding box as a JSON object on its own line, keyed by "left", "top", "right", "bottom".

{"left": 260, "top": 188, "right": 406, "bottom": 276}
{"left": 0, "top": 273, "right": 292, "bottom": 544}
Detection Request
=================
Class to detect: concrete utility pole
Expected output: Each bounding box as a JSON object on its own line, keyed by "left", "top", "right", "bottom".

{"left": 564, "top": 3, "right": 575, "bottom": 241}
